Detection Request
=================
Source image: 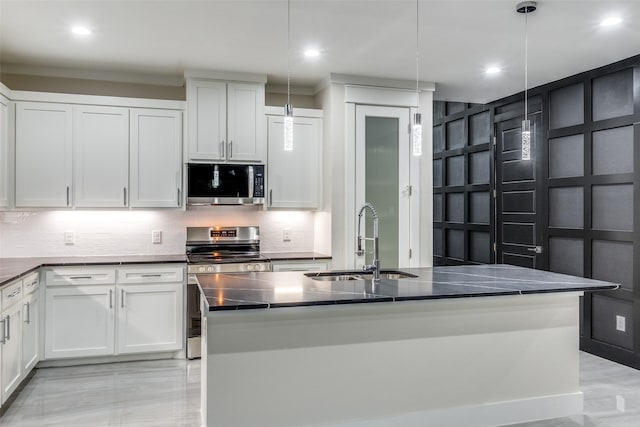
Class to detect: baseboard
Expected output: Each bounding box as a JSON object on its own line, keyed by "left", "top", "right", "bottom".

{"left": 330, "top": 392, "right": 584, "bottom": 427}
{"left": 37, "top": 351, "right": 182, "bottom": 368}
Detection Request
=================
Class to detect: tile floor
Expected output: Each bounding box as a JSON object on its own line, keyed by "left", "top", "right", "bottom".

{"left": 1, "top": 351, "right": 639, "bottom": 426}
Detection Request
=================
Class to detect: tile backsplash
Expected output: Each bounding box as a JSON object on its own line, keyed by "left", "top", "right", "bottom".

{"left": 0, "top": 207, "right": 322, "bottom": 258}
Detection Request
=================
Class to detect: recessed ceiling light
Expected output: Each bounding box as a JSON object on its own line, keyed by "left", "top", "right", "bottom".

{"left": 71, "top": 26, "right": 92, "bottom": 36}
{"left": 485, "top": 66, "right": 501, "bottom": 75}
{"left": 304, "top": 49, "right": 320, "bottom": 58}
{"left": 600, "top": 17, "right": 622, "bottom": 27}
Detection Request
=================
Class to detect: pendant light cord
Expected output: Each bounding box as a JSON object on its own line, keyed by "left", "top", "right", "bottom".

{"left": 524, "top": 8, "right": 528, "bottom": 120}
{"left": 415, "top": 0, "right": 419, "bottom": 108}
{"left": 287, "top": 0, "right": 291, "bottom": 106}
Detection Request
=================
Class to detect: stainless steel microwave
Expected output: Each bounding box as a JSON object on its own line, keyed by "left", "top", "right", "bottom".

{"left": 187, "top": 163, "right": 265, "bottom": 205}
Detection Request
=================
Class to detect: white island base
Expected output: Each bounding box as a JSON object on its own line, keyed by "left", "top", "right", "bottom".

{"left": 201, "top": 292, "right": 583, "bottom": 427}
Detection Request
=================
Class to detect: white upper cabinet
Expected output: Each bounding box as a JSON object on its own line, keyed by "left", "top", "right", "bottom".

{"left": 187, "top": 80, "right": 226, "bottom": 161}
{"left": 267, "top": 112, "right": 322, "bottom": 209}
{"left": 226, "top": 83, "right": 264, "bottom": 162}
{"left": 73, "top": 106, "right": 129, "bottom": 207}
{"left": 15, "top": 102, "right": 73, "bottom": 208}
{"left": 0, "top": 95, "right": 9, "bottom": 208}
{"left": 130, "top": 109, "right": 182, "bottom": 207}
{"left": 187, "top": 79, "right": 264, "bottom": 163}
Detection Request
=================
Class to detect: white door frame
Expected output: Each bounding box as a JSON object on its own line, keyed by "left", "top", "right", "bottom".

{"left": 344, "top": 85, "right": 422, "bottom": 269}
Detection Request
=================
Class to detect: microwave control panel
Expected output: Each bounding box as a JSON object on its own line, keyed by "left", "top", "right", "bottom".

{"left": 254, "top": 166, "right": 265, "bottom": 197}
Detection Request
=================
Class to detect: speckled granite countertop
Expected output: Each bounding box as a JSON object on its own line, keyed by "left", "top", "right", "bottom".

{"left": 196, "top": 264, "right": 618, "bottom": 311}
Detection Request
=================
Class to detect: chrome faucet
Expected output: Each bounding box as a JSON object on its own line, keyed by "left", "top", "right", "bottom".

{"left": 356, "top": 203, "right": 381, "bottom": 281}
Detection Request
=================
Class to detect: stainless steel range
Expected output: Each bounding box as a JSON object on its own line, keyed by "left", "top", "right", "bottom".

{"left": 185, "top": 226, "right": 270, "bottom": 359}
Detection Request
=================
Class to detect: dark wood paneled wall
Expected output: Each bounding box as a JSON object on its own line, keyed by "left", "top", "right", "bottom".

{"left": 434, "top": 53, "right": 640, "bottom": 369}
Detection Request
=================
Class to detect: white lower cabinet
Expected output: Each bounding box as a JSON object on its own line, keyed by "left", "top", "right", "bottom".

{"left": 44, "top": 265, "right": 184, "bottom": 360}
{"left": 21, "top": 292, "right": 39, "bottom": 373}
{"left": 117, "top": 283, "right": 183, "bottom": 354}
{"left": 271, "top": 260, "right": 331, "bottom": 272}
{"left": 44, "top": 285, "right": 115, "bottom": 359}
{"left": 1, "top": 302, "right": 23, "bottom": 403}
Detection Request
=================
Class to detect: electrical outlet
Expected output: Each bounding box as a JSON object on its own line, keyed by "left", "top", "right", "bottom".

{"left": 616, "top": 315, "right": 626, "bottom": 332}
{"left": 64, "top": 231, "right": 74, "bottom": 245}
{"left": 616, "top": 395, "right": 626, "bottom": 412}
{"left": 282, "top": 229, "right": 291, "bottom": 242}
{"left": 152, "top": 230, "right": 162, "bottom": 244}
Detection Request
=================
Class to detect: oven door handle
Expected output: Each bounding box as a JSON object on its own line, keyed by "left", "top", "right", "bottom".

{"left": 248, "top": 166, "right": 254, "bottom": 198}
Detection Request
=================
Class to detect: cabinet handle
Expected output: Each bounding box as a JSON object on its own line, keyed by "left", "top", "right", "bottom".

{"left": 269, "top": 189, "right": 273, "bottom": 207}
{"left": 6, "top": 314, "right": 10, "bottom": 341}
{"left": 0, "top": 318, "right": 5, "bottom": 344}
{"left": 124, "top": 187, "right": 127, "bottom": 206}
{"left": 177, "top": 188, "right": 181, "bottom": 206}
{"left": 66, "top": 186, "right": 70, "bottom": 206}
{"left": 121, "top": 289, "right": 125, "bottom": 308}
{"left": 228, "top": 141, "right": 233, "bottom": 158}
{"left": 109, "top": 289, "right": 113, "bottom": 309}
{"left": 24, "top": 302, "right": 30, "bottom": 324}
{"left": 70, "top": 276, "right": 92, "bottom": 280}
{"left": 141, "top": 274, "right": 162, "bottom": 278}
{"left": 220, "top": 140, "right": 225, "bottom": 159}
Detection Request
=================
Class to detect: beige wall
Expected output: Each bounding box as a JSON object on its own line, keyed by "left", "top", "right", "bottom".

{"left": 265, "top": 92, "right": 317, "bottom": 109}
{"left": 0, "top": 73, "right": 186, "bottom": 100}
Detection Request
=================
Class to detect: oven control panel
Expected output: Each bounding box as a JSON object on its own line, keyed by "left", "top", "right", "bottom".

{"left": 188, "top": 262, "right": 271, "bottom": 274}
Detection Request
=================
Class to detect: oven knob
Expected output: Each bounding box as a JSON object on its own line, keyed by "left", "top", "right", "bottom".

{"left": 247, "top": 264, "right": 254, "bottom": 271}
{"left": 255, "top": 264, "right": 262, "bottom": 271}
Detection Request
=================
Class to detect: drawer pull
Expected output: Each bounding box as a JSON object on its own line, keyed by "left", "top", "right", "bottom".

{"left": 70, "top": 276, "right": 93, "bottom": 280}
{"left": 7, "top": 289, "right": 21, "bottom": 298}
{"left": 141, "top": 274, "right": 162, "bottom": 278}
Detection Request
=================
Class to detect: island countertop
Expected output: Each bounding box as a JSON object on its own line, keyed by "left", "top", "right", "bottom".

{"left": 196, "top": 264, "right": 618, "bottom": 311}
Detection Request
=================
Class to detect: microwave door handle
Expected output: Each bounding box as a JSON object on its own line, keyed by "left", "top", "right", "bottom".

{"left": 248, "top": 166, "right": 254, "bottom": 198}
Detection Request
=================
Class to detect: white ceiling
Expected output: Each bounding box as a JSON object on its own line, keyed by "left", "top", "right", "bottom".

{"left": 1, "top": 0, "right": 639, "bottom": 103}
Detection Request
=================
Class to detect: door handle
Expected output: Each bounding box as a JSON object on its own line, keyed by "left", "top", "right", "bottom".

{"left": 24, "top": 302, "right": 30, "bottom": 324}
{"left": 109, "top": 289, "right": 113, "bottom": 309}
{"left": 221, "top": 140, "right": 226, "bottom": 159}
{"left": 527, "top": 246, "right": 543, "bottom": 254}
{"left": 124, "top": 187, "right": 127, "bottom": 206}
{"left": 6, "top": 314, "right": 10, "bottom": 341}
{"left": 66, "top": 186, "right": 70, "bottom": 206}
{"left": 228, "top": 141, "right": 233, "bottom": 158}
{"left": 0, "top": 318, "right": 5, "bottom": 344}
{"left": 269, "top": 189, "right": 273, "bottom": 207}
{"left": 177, "top": 188, "right": 181, "bottom": 206}
{"left": 121, "top": 289, "right": 125, "bottom": 308}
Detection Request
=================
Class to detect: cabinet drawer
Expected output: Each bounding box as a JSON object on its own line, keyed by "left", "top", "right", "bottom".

{"left": 2, "top": 279, "right": 23, "bottom": 310}
{"left": 271, "top": 261, "right": 330, "bottom": 272}
{"left": 117, "top": 266, "right": 184, "bottom": 284}
{"left": 22, "top": 271, "right": 40, "bottom": 295}
{"left": 45, "top": 268, "right": 116, "bottom": 286}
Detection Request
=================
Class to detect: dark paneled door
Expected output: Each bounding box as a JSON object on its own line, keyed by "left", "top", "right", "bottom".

{"left": 495, "top": 112, "right": 546, "bottom": 269}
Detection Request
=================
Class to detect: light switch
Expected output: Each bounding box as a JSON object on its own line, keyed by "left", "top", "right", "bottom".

{"left": 282, "top": 229, "right": 291, "bottom": 242}
{"left": 152, "top": 230, "right": 162, "bottom": 244}
{"left": 616, "top": 394, "right": 625, "bottom": 412}
{"left": 616, "top": 315, "right": 626, "bottom": 332}
{"left": 64, "top": 231, "right": 74, "bottom": 245}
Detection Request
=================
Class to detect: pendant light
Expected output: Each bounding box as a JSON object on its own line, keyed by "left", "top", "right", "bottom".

{"left": 412, "top": 0, "right": 422, "bottom": 157}
{"left": 517, "top": 1, "right": 536, "bottom": 161}
{"left": 283, "top": 0, "right": 294, "bottom": 151}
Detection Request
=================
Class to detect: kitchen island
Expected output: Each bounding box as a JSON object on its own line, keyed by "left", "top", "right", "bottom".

{"left": 196, "top": 264, "right": 617, "bottom": 427}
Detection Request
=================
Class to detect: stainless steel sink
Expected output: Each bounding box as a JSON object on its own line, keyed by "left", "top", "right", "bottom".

{"left": 305, "top": 270, "right": 418, "bottom": 281}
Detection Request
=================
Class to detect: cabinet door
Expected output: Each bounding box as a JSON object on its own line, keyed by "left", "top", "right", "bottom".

{"left": 1, "top": 303, "right": 22, "bottom": 403}
{"left": 74, "top": 106, "right": 129, "bottom": 207}
{"left": 45, "top": 286, "right": 115, "bottom": 359}
{"left": 0, "top": 95, "right": 9, "bottom": 208}
{"left": 227, "top": 83, "right": 265, "bottom": 162}
{"left": 267, "top": 116, "right": 322, "bottom": 209}
{"left": 130, "top": 109, "right": 183, "bottom": 207}
{"left": 21, "top": 292, "right": 39, "bottom": 374}
{"left": 116, "top": 283, "right": 183, "bottom": 354}
{"left": 187, "top": 80, "right": 226, "bottom": 161}
{"left": 15, "top": 102, "right": 72, "bottom": 207}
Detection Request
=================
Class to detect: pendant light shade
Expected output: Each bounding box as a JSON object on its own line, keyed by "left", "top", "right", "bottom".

{"left": 517, "top": 1, "right": 536, "bottom": 161}
{"left": 283, "top": 0, "right": 293, "bottom": 151}
{"left": 412, "top": 0, "right": 422, "bottom": 157}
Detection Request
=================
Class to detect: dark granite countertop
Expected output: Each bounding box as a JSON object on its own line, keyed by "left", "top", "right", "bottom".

{"left": 0, "top": 255, "right": 187, "bottom": 286}
{"left": 196, "top": 264, "right": 619, "bottom": 311}
{"left": 261, "top": 252, "right": 331, "bottom": 261}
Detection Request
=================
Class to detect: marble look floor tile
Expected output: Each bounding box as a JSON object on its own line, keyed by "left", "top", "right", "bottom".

{"left": 3, "top": 351, "right": 640, "bottom": 426}
{"left": 1, "top": 359, "right": 202, "bottom": 427}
